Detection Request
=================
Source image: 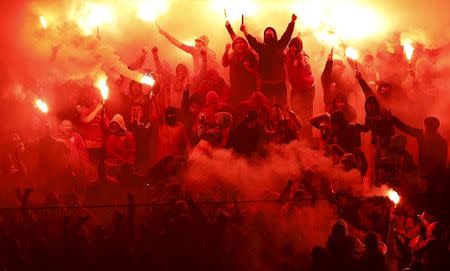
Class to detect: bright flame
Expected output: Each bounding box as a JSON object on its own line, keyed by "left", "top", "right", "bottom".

{"left": 95, "top": 74, "right": 109, "bottom": 100}
{"left": 212, "top": 0, "right": 259, "bottom": 23}
{"left": 39, "top": 16, "right": 48, "bottom": 29}
{"left": 140, "top": 74, "right": 155, "bottom": 86}
{"left": 387, "top": 189, "right": 400, "bottom": 205}
{"left": 402, "top": 39, "right": 415, "bottom": 61}
{"left": 345, "top": 46, "right": 359, "bottom": 60}
{"left": 293, "top": 0, "right": 386, "bottom": 45}
{"left": 35, "top": 99, "right": 49, "bottom": 113}
{"left": 136, "top": 0, "right": 169, "bottom": 22}
{"left": 73, "top": 3, "right": 115, "bottom": 35}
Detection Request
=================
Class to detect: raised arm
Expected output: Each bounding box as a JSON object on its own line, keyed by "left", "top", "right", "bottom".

{"left": 225, "top": 20, "right": 237, "bottom": 40}
{"left": 222, "top": 43, "right": 232, "bottom": 67}
{"left": 321, "top": 49, "right": 334, "bottom": 106}
{"left": 309, "top": 113, "right": 330, "bottom": 129}
{"left": 158, "top": 26, "right": 194, "bottom": 54}
{"left": 151, "top": 47, "right": 164, "bottom": 74}
{"left": 278, "top": 14, "right": 297, "bottom": 48}
{"left": 79, "top": 102, "right": 103, "bottom": 124}
{"left": 391, "top": 116, "right": 423, "bottom": 138}
{"left": 241, "top": 24, "right": 263, "bottom": 53}
{"left": 356, "top": 71, "right": 375, "bottom": 98}
{"left": 128, "top": 48, "right": 148, "bottom": 70}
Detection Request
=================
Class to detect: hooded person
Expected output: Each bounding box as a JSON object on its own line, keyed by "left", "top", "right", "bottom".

{"left": 286, "top": 37, "right": 316, "bottom": 140}
{"left": 222, "top": 34, "right": 258, "bottom": 106}
{"left": 393, "top": 116, "right": 448, "bottom": 185}
{"left": 329, "top": 94, "right": 357, "bottom": 123}
{"left": 360, "top": 232, "right": 387, "bottom": 271}
{"left": 329, "top": 111, "right": 367, "bottom": 153}
{"left": 326, "top": 219, "right": 365, "bottom": 269}
{"left": 105, "top": 114, "right": 136, "bottom": 181}
{"left": 157, "top": 25, "right": 218, "bottom": 75}
{"left": 237, "top": 91, "right": 270, "bottom": 126}
{"left": 240, "top": 14, "right": 297, "bottom": 104}
{"left": 152, "top": 103, "right": 191, "bottom": 166}
{"left": 363, "top": 95, "right": 401, "bottom": 146}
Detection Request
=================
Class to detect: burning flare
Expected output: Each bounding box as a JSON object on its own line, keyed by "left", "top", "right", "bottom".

{"left": 345, "top": 46, "right": 359, "bottom": 60}
{"left": 95, "top": 74, "right": 109, "bottom": 100}
{"left": 402, "top": 39, "right": 415, "bottom": 61}
{"left": 212, "top": 0, "right": 258, "bottom": 22}
{"left": 387, "top": 189, "right": 400, "bottom": 205}
{"left": 293, "top": 0, "right": 386, "bottom": 45}
{"left": 136, "top": 0, "right": 169, "bottom": 22}
{"left": 140, "top": 74, "right": 155, "bottom": 86}
{"left": 35, "top": 99, "right": 49, "bottom": 113}
{"left": 39, "top": 16, "right": 48, "bottom": 29}
{"left": 74, "top": 3, "right": 115, "bottom": 35}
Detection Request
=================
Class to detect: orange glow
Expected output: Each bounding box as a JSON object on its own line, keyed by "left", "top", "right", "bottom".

{"left": 136, "top": 0, "right": 169, "bottom": 22}
{"left": 345, "top": 46, "right": 359, "bottom": 60}
{"left": 95, "top": 73, "right": 109, "bottom": 100}
{"left": 212, "top": 0, "right": 259, "bottom": 23}
{"left": 74, "top": 3, "right": 115, "bottom": 35}
{"left": 402, "top": 39, "right": 414, "bottom": 61}
{"left": 35, "top": 99, "right": 49, "bottom": 113}
{"left": 293, "top": 0, "right": 386, "bottom": 44}
{"left": 387, "top": 189, "right": 400, "bottom": 205}
{"left": 39, "top": 16, "right": 48, "bottom": 29}
{"left": 140, "top": 74, "right": 155, "bottom": 86}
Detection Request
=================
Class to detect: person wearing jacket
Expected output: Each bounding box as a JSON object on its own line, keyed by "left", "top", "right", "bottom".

{"left": 285, "top": 37, "right": 315, "bottom": 139}
{"left": 240, "top": 14, "right": 297, "bottom": 104}
{"left": 106, "top": 114, "right": 136, "bottom": 181}
{"left": 223, "top": 23, "right": 258, "bottom": 106}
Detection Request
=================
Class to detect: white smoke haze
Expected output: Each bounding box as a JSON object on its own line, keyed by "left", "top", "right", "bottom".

{"left": 187, "top": 140, "right": 392, "bottom": 200}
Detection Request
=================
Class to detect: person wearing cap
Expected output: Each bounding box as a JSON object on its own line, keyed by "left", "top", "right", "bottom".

{"left": 240, "top": 14, "right": 297, "bottom": 104}
{"left": 223, "top": 21, "right": 258, "bottom": 106}
{"left": 157, "top": 25, "right": 218, "bottom": 75}
{"left": 105, "top": 114, "right": 136, "bottom": 181}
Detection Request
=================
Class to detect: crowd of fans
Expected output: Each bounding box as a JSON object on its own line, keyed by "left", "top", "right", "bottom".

{"left": 1, "top": 13, "right": 450, "bottom": 271}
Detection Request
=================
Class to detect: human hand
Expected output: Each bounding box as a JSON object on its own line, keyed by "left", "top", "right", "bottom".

{"left": 292, "top": 14, "right": 297, "bottom": 23}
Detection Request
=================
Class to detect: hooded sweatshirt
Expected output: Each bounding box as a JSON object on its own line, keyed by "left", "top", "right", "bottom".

{"left": 245, "top": 23, "right": 295, "bottom": 83}
{"left": 106, "top": 114, "right": 136, "bottom": 166}
{"left": 223, "top": 37, "right": 258, "bottom": 105}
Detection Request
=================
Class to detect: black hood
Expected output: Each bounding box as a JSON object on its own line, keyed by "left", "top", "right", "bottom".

{"left": 364, "top": 95, "right": 380, "bottom": 116}
{"left": 264, "top": 27, "right": 278, "bottom": 44}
